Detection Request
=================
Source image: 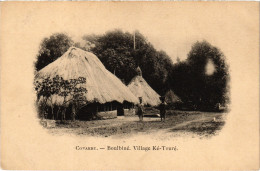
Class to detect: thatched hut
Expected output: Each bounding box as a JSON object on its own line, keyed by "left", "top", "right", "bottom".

{"left": 165, "top": 90, "right": 183, "bottom": 109}
{"left": 127, "top": 67, "right": 160, "bottom": 106}
{"left": 35, "top": 47, "right": 138, "bottom": 120}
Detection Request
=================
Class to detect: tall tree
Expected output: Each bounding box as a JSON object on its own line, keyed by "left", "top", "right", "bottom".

{"left": 169, "top": 41, "right": 229, "bottom": 110}
{"left": 35, "top": 33, "right": 74, "bottom": 71}
{"left": 83, "top": 29, "right": 174, "bottom": 95}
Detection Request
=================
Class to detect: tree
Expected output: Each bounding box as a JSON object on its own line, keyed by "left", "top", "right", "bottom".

{"left": 34, "top": 76, "right": 60, "bottom": 119}
{"left": 188, "top": 41, "right": 229, "bottom": 109}
{"left": 142, "top": 50, "right": 173, "bottom": 95}
{"left": 83, "top": 29, "right": 174, "bottom": 94}
{"left": 35, "top": 33, "right": 74, "bottom": 71}
{"left": 35, "top": 75, "right": 87, "bottom": 121}
{"left": 89, "top": 30, "right": 137, "bottom": 83}
{"left": 169, "top": 41, "right": 229, "bottom": 110}
{"left": 57, "top": 76, "right": 87, "bottom": 121}
{"left": 167, "top": 61, "right": 193, "bottom": 103}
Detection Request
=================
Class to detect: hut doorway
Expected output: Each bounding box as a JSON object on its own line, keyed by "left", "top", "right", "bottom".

{"left": 117, "top": 104, "right": 124, "bottom": 116}
{"left": 77, "top": 103, "right": 98, "bottom": 120}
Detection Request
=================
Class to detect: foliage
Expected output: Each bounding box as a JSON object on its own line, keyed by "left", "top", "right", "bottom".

{"left": 90, "top": 30, "right": 137, "bottom": 84}
{"left": 35, "top": 30, "right": 174, "bottom": 95}
{"left": 35, "top": 33, "right": 74, "bottom": 71}
{"left": 84, "top": 30, "right": 173, "bottom": 94}
{"left": 168, "top": 41, "right": 229, "bottom": 110}
{"left": 34, "top": 31, "right": 230, "bottom": 111}
{"left": 35, "top": 75, "right": 87, "bottom": 120}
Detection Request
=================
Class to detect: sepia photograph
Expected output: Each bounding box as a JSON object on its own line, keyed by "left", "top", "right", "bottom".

{"left": 0, "top": 2, "right": 259, "bottom": 170}
{"left": 34, "top": 30, "right": 229, "bottom": 139}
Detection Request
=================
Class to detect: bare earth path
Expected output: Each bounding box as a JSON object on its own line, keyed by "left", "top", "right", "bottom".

{"left": 139, "top": 114, "right": 223, "bottom": 140}
{"left": 47, "top": 110, "right": 226, "bottom": 139}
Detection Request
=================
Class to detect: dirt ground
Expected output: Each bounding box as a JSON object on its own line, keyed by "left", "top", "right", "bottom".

{"left": 46, "top": 110, "right": 227, "bottom": 139}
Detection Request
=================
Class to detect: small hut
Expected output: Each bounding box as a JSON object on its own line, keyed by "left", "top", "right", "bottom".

{"left": 127, "top": 67, "right": 160, "bottom": 106}
{"left": 165, "top": 90, "right": 183, "bottom": 109}
{"left": 35, "top": 47, "right": 138, "bottom": 120}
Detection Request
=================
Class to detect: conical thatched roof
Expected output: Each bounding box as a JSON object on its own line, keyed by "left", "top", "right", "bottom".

{"left": 165, "top": 90, "right": 182, "bottom": 104}
{"left": 127, "top": 75, "right": 160, "bottom": 106}
{"left": 35, "top": 47, "right": 138, "bottom": 105}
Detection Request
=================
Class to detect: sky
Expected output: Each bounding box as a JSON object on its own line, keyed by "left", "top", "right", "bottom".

{"left": 71, "top": 27, "right": 197, "bottom": 63}
{"left": 24, "top": 2, "right": 240, "bottom": 64}
{"left": 49, "top": 2, "right": 239, "bottom": 64}
{"left": 68, "top": 23, "right": 211, "bottom": 64}
{"left": 5, "top": 2, "right": 257, "bottom": 68}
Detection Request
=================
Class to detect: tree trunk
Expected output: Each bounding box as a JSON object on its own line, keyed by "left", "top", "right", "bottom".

{"left": 64, "top": 108, "right": 67, "bottom": 120}
{"left": 61, "top": 108, "right": 64, "bottom": 122}
{"left": 61, "top": 96, "right": 67, "bottom": 122}
{"left": 51, "top": 106, "right": 54, "bottom": 120}
{"left": 61, "top": 107, "right": 66, "bottom": 122}
{"left": 56, "top": 106, "right": 61, "bottom": 120}
{"left": 71, "top": 104, "right": 76, "bottom": 121}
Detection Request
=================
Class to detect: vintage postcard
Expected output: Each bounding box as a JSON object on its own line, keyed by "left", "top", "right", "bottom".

{"left": 0, "top": 2, "right": 259, "bottom": 170}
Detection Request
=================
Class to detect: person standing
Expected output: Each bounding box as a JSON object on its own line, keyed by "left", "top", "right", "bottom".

{"left": 136, "top": 97, "right": 144, "bottom": 121}
{"left": 159, "top": 96, "right": 167, "bottom": 122}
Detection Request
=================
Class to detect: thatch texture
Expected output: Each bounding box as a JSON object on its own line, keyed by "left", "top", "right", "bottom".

{"left": 35, "top": 47, "right": 139, "bottom": 105}
{"left": 165, "top": 90, "right": 182, "bottom": 104}
{"left": 127, "top": 75, "right": 160, "bottom": 106}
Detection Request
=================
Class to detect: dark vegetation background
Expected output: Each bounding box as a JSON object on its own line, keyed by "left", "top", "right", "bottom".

{"left": 35, "top": 30, "right": 229, "bottom": 111}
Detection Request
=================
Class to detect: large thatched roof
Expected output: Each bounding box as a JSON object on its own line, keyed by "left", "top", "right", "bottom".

{"left": 127, "top": 75, "right": 160, "bottom": 106}
{"left": 35, "top": 47, "right": 138, "bottom": 105}
{"left": 165, "top": 90, "right": 182, "bottom": 104}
